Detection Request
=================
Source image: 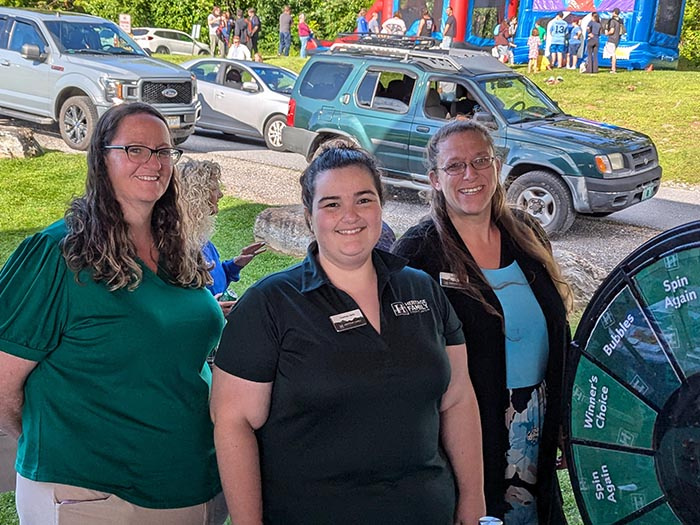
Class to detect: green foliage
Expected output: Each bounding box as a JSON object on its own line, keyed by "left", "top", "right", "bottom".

{"left": 681, "top": 0, "right": 700, "bottom": 66}
{"left": 0, "top": 492, "right": 18, "bottom": 525}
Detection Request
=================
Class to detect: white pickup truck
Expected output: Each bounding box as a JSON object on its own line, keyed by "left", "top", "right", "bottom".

{"left": 0, "top": 8, "right": 200, "bottom": 150}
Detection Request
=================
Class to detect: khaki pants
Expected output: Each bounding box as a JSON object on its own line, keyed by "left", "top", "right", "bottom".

{"left": 16, "top": 474, "right": 228, "bottom": 525}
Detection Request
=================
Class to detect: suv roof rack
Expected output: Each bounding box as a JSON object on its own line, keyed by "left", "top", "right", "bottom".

{"left": 328, "top": 36, "right": 488, "bottom": 72}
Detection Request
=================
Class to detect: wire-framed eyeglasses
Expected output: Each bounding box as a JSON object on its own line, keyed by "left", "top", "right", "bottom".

{"left": 104, "top": 145, "right": 183, "bottom": 165}
{"left": 437, "top": 156, "right": 496, "bottom": 176}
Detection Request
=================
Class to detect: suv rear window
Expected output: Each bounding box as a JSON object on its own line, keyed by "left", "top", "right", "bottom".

{"left": 132, "top": 28, "right": 148, "bottom": 36}
{"left": 299, "top": 61, "right": 352, "bottom": 101}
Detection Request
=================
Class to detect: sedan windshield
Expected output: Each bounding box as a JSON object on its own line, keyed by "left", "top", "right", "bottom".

{"left": 251, "top": 66, "right": 297, "bottom": 95}
{"left": 45, "top": 20, "right": 145, "bottom": 55}
{"left": 478, "top": 76, "right": 563, "bottom": 124}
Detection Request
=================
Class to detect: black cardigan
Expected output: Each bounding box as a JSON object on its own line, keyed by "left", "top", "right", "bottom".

{"left": 393, "top": 217, "right": 568, "bottom": 523}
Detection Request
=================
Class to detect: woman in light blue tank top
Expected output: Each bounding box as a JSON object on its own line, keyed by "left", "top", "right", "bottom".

{"left": 394, "top": 120, "right": 573, "bottom": 525}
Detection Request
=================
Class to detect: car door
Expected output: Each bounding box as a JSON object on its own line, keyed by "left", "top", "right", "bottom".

{"left": 0, "top": 17, "right": 51, "bottom": 116}
{"left": 208, "top": 63, "right": 263, "bottom": 137}
{"left": 407, "top": 77, "right": 501, "bottom": 184}
{"left": 344, "top": 68, "right": 417, "bottom": 178}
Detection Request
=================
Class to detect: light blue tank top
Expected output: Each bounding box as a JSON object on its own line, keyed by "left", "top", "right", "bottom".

{"left": 481, "top": 261, "right": 549, "bottom": 389}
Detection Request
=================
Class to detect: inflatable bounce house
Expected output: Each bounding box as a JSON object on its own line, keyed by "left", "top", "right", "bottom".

{"left": 364, "top": 0, "right": 686, "bottom": 68}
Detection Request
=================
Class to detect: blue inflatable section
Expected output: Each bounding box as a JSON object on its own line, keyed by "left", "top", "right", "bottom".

{"left": 461, "top": 0, "right": 686, "bottom": 69}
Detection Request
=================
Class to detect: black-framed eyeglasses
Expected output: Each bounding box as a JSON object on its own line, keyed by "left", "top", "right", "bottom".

{"left": 437, "top": 156, "right": 496, "bottom": 176}
{"left": 104, "top": 145, "right": 183, "bottom": 165}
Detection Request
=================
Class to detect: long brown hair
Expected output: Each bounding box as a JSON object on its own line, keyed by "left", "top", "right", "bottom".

{"left": 425, "top": 119, "right": 573, "bottom": 315}
{"left": 62, "top": 103, "right": 210, "bottom": 290}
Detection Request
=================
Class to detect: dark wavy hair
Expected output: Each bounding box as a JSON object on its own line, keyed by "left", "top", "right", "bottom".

{"left": 61, "top": 102, "right": 210, "bottom": 290}
{"left": 300, "top": 141, "right": 384, "bottom": 228}
{"left": 425, "top": 119, "right": 573, "bottom": 314}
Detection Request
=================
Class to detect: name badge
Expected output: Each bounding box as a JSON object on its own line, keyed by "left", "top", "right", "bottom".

{"left": 439, "top": 271, "right": 466, "bottom": 289}
{"left": 330, "top": 309, "right": 367, "bottom": 333}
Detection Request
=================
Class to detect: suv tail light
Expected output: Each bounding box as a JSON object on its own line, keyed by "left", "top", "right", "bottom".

{"left": 286, "top": 98, "right": 296, "bottom": 127}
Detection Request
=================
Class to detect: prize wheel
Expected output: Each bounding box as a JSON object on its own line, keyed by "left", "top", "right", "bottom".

{"left": 565, "top": 220, "right": 700, "bottom": 525}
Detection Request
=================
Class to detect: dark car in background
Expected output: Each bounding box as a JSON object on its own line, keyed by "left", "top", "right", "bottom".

{"left": 283, "top": 39, "right": 661, "bottom": 235}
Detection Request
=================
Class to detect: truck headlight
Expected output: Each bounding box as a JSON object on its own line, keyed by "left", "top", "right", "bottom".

{"left": 595, "top": 153, "right": 626, "bottom": 176}
{"left": 101, "top": 78, "right": 137, "bottom": 102}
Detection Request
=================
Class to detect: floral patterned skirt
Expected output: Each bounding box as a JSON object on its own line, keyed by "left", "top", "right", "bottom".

{"left": 503, "top": 381, "right": 547, "bottom": 525}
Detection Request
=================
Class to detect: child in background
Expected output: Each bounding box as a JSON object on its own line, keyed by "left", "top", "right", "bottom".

{"left": 528, "top": 28, "right": 540, "bottom": 73}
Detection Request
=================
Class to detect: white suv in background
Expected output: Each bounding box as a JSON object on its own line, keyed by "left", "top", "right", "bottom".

{"left": 0, "top": 8, "right": 200, "bottom": 150}
{"left": 133, "top": 27, "right": 209, "bottom": 56}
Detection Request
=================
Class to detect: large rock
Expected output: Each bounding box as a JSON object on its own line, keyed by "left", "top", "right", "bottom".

{"left": 254, "top": 205, "right": 607, "bottom": 309}
{"left": 553, "top": 248, "right": 607, "bottom": 310}
{"left": 0, "top": 126, "right": 44, "bottom": 159}
{"left": 254, "top": 205, "right": 312, "bottom": 257}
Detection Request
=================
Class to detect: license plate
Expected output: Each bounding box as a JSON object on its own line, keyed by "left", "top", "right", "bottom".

{"left": 641, "top": 184, "right": 655, "bottom": 201}
{"left": 166, "top": 116, "right": 180, "bottom": 129}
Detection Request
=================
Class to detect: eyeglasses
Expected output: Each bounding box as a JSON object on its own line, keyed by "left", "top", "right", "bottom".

{"left": 104, "top": 145, "right": 183, "bottom": 165}
{"left": 438, "top": 156, "right": 496, "bottom": 176}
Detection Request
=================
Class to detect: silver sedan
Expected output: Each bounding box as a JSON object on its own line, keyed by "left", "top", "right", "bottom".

{"left": 182, "top": 58, "right": 297, "bottom": 151}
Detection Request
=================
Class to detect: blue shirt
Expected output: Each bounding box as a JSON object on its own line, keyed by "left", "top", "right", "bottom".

{"left": 548, "top": 18, "right": 568, "bottom": 45}
{"left": 357, "top": 15, "right": 369, "bottom": 33}
{"left": 482, "top": 261, "right": 549, "bottom": 389}
{"left": 202, "top": 241, "right": 242, "bottom": 295}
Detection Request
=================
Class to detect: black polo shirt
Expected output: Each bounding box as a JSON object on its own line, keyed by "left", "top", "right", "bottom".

{"left": 215, "top": 244, "right": 465, "bottom": 525}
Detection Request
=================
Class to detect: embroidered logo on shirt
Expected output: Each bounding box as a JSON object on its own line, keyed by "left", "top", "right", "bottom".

{"left": 439, "top": 271, "right": 466, "bottom": 288}
{"left": 391, "top": 299, "right": 430, "bottom": 316}
{"left": 330, "top": 309, "right": 367, "bottom": 332}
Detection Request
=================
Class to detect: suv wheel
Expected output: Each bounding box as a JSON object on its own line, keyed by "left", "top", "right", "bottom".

{"left": 59, "top": 96, "right": 98, "bottom": 151}
{"left": 264, "top": 115, "right": 286, "bottom": 151}
{"left": 156, "top": 45, "right": 170, "bottom": 54}
{"left": 506, "top": 170, "right": 575, "bottom": 236}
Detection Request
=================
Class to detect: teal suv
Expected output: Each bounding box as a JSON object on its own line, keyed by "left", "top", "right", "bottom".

{"left": 283, "top": 40, "right": 661, "bottom": 235}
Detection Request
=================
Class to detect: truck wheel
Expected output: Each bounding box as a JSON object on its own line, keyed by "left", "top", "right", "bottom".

{"left": 264, "top": 115, "right": 286, "bottom": 151}
{"left": 156, "top": 46, "right": 170, "bottom": 54}
{"left": 59, "top": 96, "right": 98, "bottom": 151}
{"left": 506, "top": 170, "right": 575, "bottom": 236}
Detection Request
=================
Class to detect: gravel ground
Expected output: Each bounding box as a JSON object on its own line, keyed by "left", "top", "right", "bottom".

{"left": 15, "top": 124, "right": 670, "bottom": 273}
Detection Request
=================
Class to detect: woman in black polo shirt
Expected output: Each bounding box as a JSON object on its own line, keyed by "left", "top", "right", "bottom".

{"left": 211, "top": 144, "right": 486, "bottom": 524}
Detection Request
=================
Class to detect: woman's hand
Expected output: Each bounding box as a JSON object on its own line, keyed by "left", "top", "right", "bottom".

{"left": 233, "top": 242, "right": 266, "bottom": 268}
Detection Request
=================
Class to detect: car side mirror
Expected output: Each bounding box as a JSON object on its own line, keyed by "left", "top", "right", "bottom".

{"left": 21, "top": 43, "right": 47, "bottom": 62}
{"left": 242, "top": 81, "right": 260, "bottom": 92}
{"left": 474, "top": 111, "right": 497, "bottom": 129}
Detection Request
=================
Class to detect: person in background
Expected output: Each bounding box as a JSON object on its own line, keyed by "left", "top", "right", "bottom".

{"left": 546, "top": 12, "right": 568, "bottom": 68}
{"left": 567, "top": 19, "right": 582, "bottom": 69}
{"left": 220, "top": 11, "right": 232, "bottom": 56}
{"left": 248, "top": 8, "right": 261, "bottom": 53}
{"left": 208, "top": 5, "right": 222, "bottom": 56}
{"left": 586, "top": 12, "right": 602, "bottom": 73}
{"left": 381, "top": 11, "right": 406, "bottom": 34}
{"left": 279, "top": 5, "right": 292, "bottom": 56}
{"left": 0, "top": 103, "right": 227, "bottom": 524}
{"left": 227, "top": 35, "right": 251, "bottom": 60}
{"left": 298, "top": 13, "right": 312, "bottom": 58}
{"left": 604, "top": 8, "right": 623, "bottom": 73}
{"left": 494, "top": 17, "right": 513, "bottom": 63}
{"left": 254, "top": 51, "right": 264, "bottom": 62}
{"left": 233, "top": 9, "right": 249, "bottom": 49}
{"left": 368, "top": 11, "right": 381, "bottom": 34}
{"left": 178, "top": 158, "right": 266, "bottom": 316}
{"left": 417, "top": 8, "right": 435, "bottom": 37}
{"left": 393, "top": 120, "right": 572, "bottom": 525}
{"left": 441, "top": 5, "right": 456, "bottom": 49}
{"left": 356, "top": 7, "right": 369, "bottom": 33}
{"left": 211, "top": 144, "right": 486, "bottom": 525}
{"left": 527, "top": 28, "right": 541, "bottom": 73}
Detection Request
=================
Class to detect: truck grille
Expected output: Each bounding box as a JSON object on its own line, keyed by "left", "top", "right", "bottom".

{"left": 630, "top": 146, "right": 658, "bottom": 171}
{"left": 141, "top": 81, "right": 192, "bottom": 104}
